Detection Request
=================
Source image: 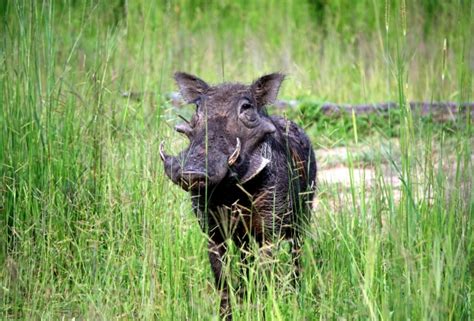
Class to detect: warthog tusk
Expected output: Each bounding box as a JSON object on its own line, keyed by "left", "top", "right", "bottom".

{"left": 159, "top": 141, "right": 166, "bottom": 161}
{"left": 228, "top": 137, "right": 241, "bottom": 166}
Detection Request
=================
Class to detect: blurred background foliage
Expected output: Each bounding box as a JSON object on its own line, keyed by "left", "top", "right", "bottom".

{"left": 1, "top": 1, "right": 472, "bottom": 319}
{"left": 2, "top": 0, "right": 471, "bottom": 101}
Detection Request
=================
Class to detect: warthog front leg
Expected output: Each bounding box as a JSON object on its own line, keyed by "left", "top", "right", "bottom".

{"left": 208, "top": 238, "right": 231, "bottom": 320}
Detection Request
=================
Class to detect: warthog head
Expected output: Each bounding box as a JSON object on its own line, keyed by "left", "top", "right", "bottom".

{"left": 160, "top": 72, "right": 284, "bottom": 191}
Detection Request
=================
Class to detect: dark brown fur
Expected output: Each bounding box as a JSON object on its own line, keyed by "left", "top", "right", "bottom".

{"left": 160, "top": 73, "right": 317, "bottom": 320}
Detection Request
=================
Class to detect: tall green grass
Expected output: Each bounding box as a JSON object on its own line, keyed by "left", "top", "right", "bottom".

{"left": 1, "top": 0, "right": 472, "bottom": 319}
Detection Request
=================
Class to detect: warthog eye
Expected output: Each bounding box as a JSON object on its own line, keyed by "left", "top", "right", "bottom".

{"left": 239, "top": 100, "right": 259, "bottom": 128}
{"left": 240, "top": 102, "right": 252, "bottom": 111}
{"left": 238, "top": 98, "right": 254, "bottom": 114}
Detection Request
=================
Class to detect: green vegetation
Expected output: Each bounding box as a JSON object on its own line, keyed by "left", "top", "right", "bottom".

{"left": 1, "top": 0, "right": 472, "bottom": 320}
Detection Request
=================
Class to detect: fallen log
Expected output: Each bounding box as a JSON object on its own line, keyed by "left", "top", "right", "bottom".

{"left": 275, "top": 100, "right": 474, "bottom": 121}
{"left": 121, "top": 91, "right": 473, "bottom": 120}
{"left": 317, "top": 101, "right": 474, "bottom": 116}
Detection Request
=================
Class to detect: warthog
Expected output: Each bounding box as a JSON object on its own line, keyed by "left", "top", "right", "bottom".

{"left": 160, "top": 72, "right": 317, "bottom": 319}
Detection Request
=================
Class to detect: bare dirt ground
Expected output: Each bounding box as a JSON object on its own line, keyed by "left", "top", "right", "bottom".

{"left": 314, "top": 137, "right": 473, "bottom": 211}
{"left": 317, "top": 141, "right": 401, "bottom": 188}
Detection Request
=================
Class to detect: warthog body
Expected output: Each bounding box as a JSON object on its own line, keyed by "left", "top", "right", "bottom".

{"left": 160, "top": 72, "right": 317, "bottom": 319}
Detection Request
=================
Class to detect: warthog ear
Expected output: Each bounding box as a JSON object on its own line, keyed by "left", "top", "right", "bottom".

{"left": 251, "top": 73, "right": 285, "bottom": 107}
{"left": 174, "top": 72, "right": 209, "bottom": 103}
